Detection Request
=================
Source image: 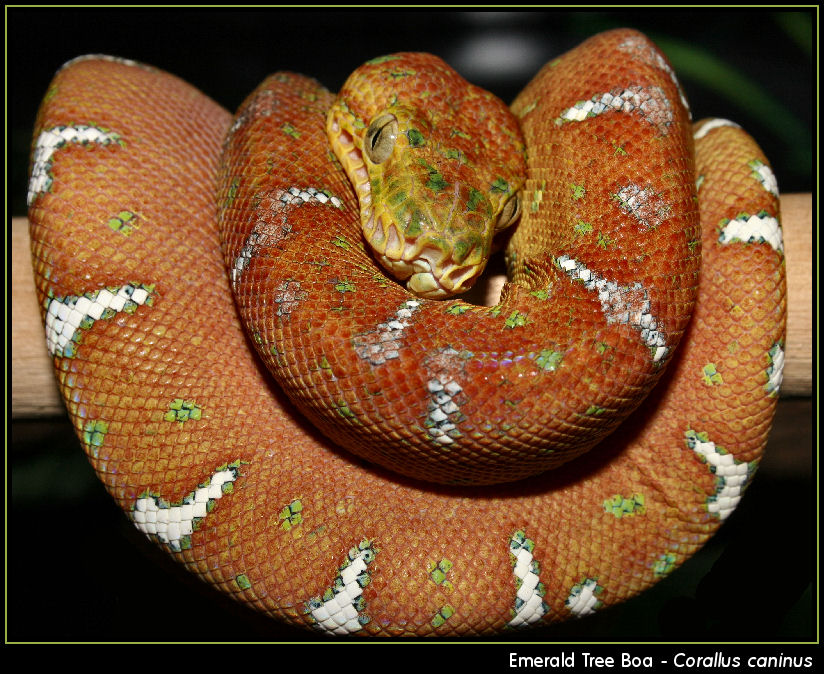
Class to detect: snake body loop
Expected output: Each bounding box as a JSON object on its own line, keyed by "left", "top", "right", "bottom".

{"left": 28, "top": 29, "right": 785, "bottom": 636}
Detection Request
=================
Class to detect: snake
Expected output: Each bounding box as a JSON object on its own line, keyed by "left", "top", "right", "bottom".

{"left": 27, "top": 29, "right": 786, "bottom": 636}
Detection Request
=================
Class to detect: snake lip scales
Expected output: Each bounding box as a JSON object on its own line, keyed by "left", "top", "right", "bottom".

{"left": 27, "top": 29, "right": 785, "bottom": 636}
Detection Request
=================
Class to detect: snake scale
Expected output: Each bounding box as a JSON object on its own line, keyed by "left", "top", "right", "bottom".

{"left": 27, "top": 29, "right": 785, "bottom": 636}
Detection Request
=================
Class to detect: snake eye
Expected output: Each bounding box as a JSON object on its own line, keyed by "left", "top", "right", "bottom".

{"left": 364, "top": 114, "right": 398, "bottom": 164}
{"left": 495, "top": 194, "right": 521, "bottom": 231}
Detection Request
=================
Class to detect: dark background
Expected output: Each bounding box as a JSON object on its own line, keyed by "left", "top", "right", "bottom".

{"left": 8, "top": 7, "right": 814, "bottom": 644}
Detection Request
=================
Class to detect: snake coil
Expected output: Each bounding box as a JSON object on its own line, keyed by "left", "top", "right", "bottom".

{"left": 28, "top": 29, "right": 785, "bottom": 636}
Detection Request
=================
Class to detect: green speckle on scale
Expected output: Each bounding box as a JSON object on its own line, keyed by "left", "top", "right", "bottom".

{"left": 335, "top": 400, "right": 356, "bottom": 419}
{"left": 332, "top": 235, "right": 350, "bottom": 249}
{"left": 685, "top": 429, "right": 710, "bottom": 444}
{"left": 425, "top": 171, "right": 447, "bottom": 192}
{"left": 83, "top": 419, "right": 109, "bottom": 456}
{"left": 415, "top": 158, "right": 447, "bottom": 191}
{"left": 225, "top": 177, "right": 240, "bottom": 208}
{"left": 653, "top": 552, "right": 677, "bottom": 577}
{"left": 236, "top": 574, "right": 252, "bottom": 590}
{"left": 407, "top": 128, "right": 425, "bottom": 147}
{"left": 281, "top": 123, "right": 300, "bottom": 138}
{"left": 428, "top": 558, "right": 454, "bottom": 592}
{"left": 535, "top": 349, "right": 563, "bottom": 371}
{"left": 335, "top": 279, "right": 356, "bottom": 293}
{"left": 404, "top": 218, "right": 422, "bottom": 237}
{"left": 164, "top": 398, "right": 202, "bottom": 423}
{"left": 467, "top": 187, "right": 485, "bottom": 212}
{"left": 106, "top": 210, "right": 138, "bottom": 236}
{"left": 280, "top": 499, "right": 304, "bottom": 530}
{"left": 585, "top": 405, "right": 605, "bottom": 416}
{"left": 505, "top": 311, "right": 527, "bottom": 328}
{"left": 571, "top": 183, "right": 586, "bottom": 200}
{"left": 574, "top": 220, "right": 592, "bottom": 236}
{"left": 603, "top": 493, "right": 646, "bottom": 518}
{"left": 366, "top": 54, "right": 400, "bottom": 65}
{"left": 431, "top": 604, "right": 455, "bottom": 627}
{"left": 491, "top": 177, "right": 510, "bottom": 194}
{"left": 510, "top": 530, "right": 535, "bottom": 554}
{"left": 597, "top": 232, "right": 613, "bottom": 249}
{"left": 702, "top": 363, "right": 723, "bottom": 386}
{"left": 446, "top": 304, "right": 469, "bottom": 315}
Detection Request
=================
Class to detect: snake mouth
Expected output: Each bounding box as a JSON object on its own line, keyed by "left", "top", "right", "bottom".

{"left": 362, "top": 208, "right": 484, "bottom": 298}
{"left": 328, "top": 117, "right": 483, "bottom": 298}
{"left": 375, "top": 239, "right": 481, "bottom": 298}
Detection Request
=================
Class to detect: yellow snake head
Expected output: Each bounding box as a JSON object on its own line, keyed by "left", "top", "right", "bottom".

{"left": 327, "top": 52, "right": 526, "bottom": 298}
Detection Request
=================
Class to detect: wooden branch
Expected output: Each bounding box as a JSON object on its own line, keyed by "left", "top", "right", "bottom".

{"left": 11, "top": 195, "right": 812, "bottom": 417}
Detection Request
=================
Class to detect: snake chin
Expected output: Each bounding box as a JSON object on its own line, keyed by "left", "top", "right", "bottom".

{"left": 377, "top": 253, "right": 475, "bottom": 298}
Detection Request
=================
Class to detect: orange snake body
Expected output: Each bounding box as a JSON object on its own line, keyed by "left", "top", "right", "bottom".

{"left": 28, "top": 30, "right": 785, "bottom": 636}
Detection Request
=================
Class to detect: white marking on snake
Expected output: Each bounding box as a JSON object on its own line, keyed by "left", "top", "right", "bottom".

{"left": 59, "top": 54, "right": 140, "bottom": 70}
{"left": 614, "top": 183, "right": 672, "bottom": 230}
{"left": 306, "top": 542, "right": 376, "bottom": 635}
{"left": 279, "top": 185, "right": 342, "bottom": 208}
{"left": 556, "top": 85, "right": 673, "bottom": 134}
{"left": 232, "top": 187, "right": 343, "bottom": 285}
{"left": 44, "top": 284, "right": 154, "bottom": 358}
{"left": 617, "top": 34, "right": 691, "bottom": 115}
{"left": 132, "top": 466, "right": 239, "bottom": 552}
{"left": 426, "top": 370, "right": 463, "bottom": 445}
{"left": 28, "top": 125, "right": 122, "bottom": 206}
{"left": 565, "top": 578, "right": 602, "bottom": 617}
{"left": 556, "top": 256, "right": 668, "bottom": 362}
{"left": 719, "top": 213, "right": 783, "bottom": 253}
{"left": 508, "top": 532, "right": 548, "bottom": 627}
{"left": 271, "top": 280, "right": 306, "bottom": 317}
{"left": 353, "top": 299, "right": 421, "bottom": 366}
{"left": 693, "top": 118, "right": 741, "bottom": 140}
{"left": 765, "top": 343, "right": 785, "bottom": 397}
{"left": 685, "top": 431, "right": 750, "bottom": 520}
{"left": 749, "top": 159, "right": 780, "bottom": 198}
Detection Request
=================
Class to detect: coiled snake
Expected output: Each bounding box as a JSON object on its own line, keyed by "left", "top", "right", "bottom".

{"left": 27, "top": 29, "right": 785, "bottom": 636}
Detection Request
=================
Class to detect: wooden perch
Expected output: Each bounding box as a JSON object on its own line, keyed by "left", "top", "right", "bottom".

{"left": 11, "top": 194, "right": 812, "bottom": 418}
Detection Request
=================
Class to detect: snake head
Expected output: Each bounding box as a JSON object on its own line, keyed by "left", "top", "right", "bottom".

{"left": 327, "top": 52, "right": 526, "bottom": 298}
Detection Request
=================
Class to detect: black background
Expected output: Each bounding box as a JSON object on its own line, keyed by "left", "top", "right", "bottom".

{"left": 8, "top": 7, "right": 814, "bottom": 645}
